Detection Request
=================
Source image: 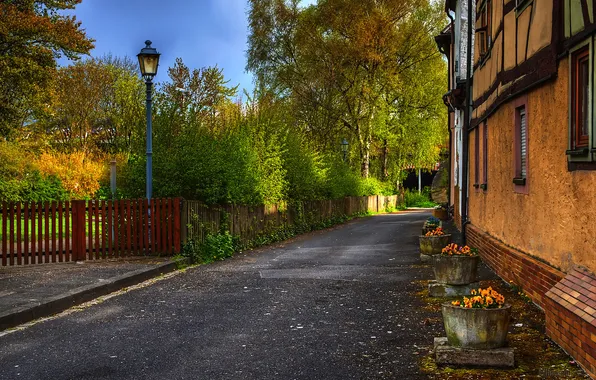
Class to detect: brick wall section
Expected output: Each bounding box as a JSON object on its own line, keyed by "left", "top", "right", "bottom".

{"left": 466, "top": 223, "right": 596, "bottom": 379}
{"left": 466, "top": 223, "right": 564, "bottom": 309}
{"left": 545, "top": 268, "right": 596, "bottom": 378}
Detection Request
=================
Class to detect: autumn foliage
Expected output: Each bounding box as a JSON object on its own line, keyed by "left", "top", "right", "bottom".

{"left": 0, "top": 0, "right": 94, "bottom": 138}
{"left": 35, "top": 152, "right": 105, "bottom": 199}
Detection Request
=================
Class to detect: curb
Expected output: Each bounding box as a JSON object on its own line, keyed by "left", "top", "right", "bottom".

{"left": 0, "top": 258, "right": 189, "bottom": 331}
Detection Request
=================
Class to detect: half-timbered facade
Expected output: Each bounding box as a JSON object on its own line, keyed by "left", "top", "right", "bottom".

{"left": 438, "top": 0, "right": 596, "bottom": 376}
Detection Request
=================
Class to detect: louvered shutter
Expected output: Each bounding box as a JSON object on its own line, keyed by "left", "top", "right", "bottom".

{"left": 520, "top": 107, "right": 527, "bottom": 178}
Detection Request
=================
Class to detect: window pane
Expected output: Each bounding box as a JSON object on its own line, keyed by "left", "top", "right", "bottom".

{"left": 483, "top": 123, "right": 488, "bottom": 184}
{"left": 580, "top": 57, "right": 589, "bottom": 138}
{"left": 573, "top": 48, "right": 590, "bottom": 149}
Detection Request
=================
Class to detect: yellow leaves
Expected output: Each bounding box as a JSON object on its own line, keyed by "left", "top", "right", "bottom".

{"left": 36, "top": 151, "right": 106, "bottom": 199}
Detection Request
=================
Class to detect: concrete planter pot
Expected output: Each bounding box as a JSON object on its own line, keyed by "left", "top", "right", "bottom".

{"left": 441, "top": 303, "right": 511, "bottom": 349}
{"left": 433, "top": 255, "right": 480, "bottom": 285}
{"left": 421, "top": 223, "right": 442, "bottom": 235}
{"left": 419, "top": 235, "right": 452, "bottom": 256}
{"left": 433, "top": 208, "right": 449, "bottom": 220}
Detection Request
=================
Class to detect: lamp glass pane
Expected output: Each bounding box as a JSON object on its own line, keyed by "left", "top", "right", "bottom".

{"left": 143, "top": 56, "right": 159, "bottom": 75}
{"left": 137, "top": 55, "right": 145, "bottom": 75}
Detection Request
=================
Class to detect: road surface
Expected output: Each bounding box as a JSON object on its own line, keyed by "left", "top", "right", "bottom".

{"left": 0, "top": 211, "right": 441, "bottom": 380}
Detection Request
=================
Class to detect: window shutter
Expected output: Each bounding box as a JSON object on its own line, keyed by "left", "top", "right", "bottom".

{"left": 520, "top": 107, "right": 527, "bottom": 178}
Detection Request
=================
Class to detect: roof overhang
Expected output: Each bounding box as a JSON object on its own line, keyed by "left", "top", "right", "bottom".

{"left": 434, "top": 28, "right": 452, "bottom": 56}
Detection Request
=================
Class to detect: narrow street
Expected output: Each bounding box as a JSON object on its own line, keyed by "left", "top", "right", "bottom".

{"left": 0, "top": 212, "right": 441, "bottom": 380}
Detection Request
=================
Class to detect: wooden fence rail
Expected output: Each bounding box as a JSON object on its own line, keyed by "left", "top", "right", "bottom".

{"left": 0, "top": 198, "right": 181, "bottom": 267}
{"left": 182, "top": 195, "right": 402, "bottom": 245}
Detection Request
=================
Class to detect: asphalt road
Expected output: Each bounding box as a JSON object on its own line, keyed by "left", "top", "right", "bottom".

{"left": 0, "top": 211, "right": 442, "bottom": 380}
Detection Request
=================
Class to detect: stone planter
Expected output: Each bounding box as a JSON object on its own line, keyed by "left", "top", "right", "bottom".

{"left": 433, "top": 208, "right": 449, "bottom": 220}
{"left": 441, "top": 303, "right": 511, "bottom": 349}
{"left": 433, "top": 255, "right": 480, "bottom": 285}
{"left": 421, "top": 222, "right": 442, "bottom": 235}
{"left": 419, "top": 234, "right": 452, "bottom": 256}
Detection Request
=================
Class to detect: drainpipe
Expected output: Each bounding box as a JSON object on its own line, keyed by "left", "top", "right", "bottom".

{"left": 461, "top": 0, "right": 473, "bottom": 244}
{"left": 447, "top": 13, "right": 454, "bottom": 210}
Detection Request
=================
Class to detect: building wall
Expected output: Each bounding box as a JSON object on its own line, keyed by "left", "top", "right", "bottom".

{"left": 468, "top": 57, "right": 596, "bottom": 275}
{"left": 471, "top": 0, "right": 557, "bottom": 127}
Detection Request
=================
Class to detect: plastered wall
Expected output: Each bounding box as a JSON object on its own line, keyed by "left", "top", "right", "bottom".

{"left": 468, "top": 57, "right": 596, "bottom": 274}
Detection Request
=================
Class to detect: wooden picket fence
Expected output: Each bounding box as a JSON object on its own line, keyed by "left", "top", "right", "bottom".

{"left": 0, "top": 198, "right": 181, "bottom": 266}
{"left": 1, "top": 194, "right": 400, "bottom": 266}
{"left": 182, "top": 195, "right": 402, "bottom": 245}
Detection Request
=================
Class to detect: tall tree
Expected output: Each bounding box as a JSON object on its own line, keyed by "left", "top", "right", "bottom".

{"left": 0, "top": 0, "right": 94, "bottom": 139}
{"left": 247, "top": 0, "right": 447, "bottom": 178}
{"left": 161, "top": 58, "right": 239, "bottom": 133}
{"left": 45, "top": 58, "right": 144, "bottom": 154}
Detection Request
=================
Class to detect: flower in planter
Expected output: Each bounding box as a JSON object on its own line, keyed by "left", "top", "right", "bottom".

{"left": 441, "top": 243, "right": 478, "bottom": 256}
{"left": 425, "top": 227, "right": 445, "bottom": 236}
{"left": 451, "top": 287, "right": 505, "bottom": 309}
{"left": 426, "top": 216, "right": 441, "bottom": 228}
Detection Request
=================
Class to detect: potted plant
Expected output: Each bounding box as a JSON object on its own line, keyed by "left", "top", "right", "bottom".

{"left": 419, "top": 227, "right": 452, "bottom": 257}
{"left": 442, "top": 287, "right": 511, "bottom": 349}
{"left": 422, "top": 216, "right": 442, "bottom": 235}
{"left": 433, "top": 243, "right": 480, "bottom": 285}
{"left": 433, "top": 203, "right": 449, "bottom": 220}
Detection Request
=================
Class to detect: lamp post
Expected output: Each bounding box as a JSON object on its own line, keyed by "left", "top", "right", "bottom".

{"left": 341, "top": 138, "right": 349, "bottom": 162}
{"left": 137, "top": 40, "right": 160, "bottom": 199}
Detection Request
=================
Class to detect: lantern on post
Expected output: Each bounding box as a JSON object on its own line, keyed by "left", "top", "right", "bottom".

{"left": 341, "top": 138, "right": 349, "bottom": 162}
{"left": 137, "top": 40, "right": 160, "bottom": 200}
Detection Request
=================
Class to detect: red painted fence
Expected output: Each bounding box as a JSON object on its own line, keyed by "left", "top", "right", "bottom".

{"left": 0, "top": 198, "right": 181, "bottom": 266}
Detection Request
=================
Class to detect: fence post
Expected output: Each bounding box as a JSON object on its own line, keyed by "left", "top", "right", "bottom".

{"left": 180, "top": 198, "right": 187, "bottom": 245}
{"left": 174, "top": 198, "right": 181, "bottom": 253}
{"left": 71, "top": 200, "right": 87, "bottom": 261}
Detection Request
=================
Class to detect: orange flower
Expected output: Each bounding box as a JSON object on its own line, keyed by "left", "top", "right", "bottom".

{"left": 440, "top": 243, "right": 478, "bottom": 256}
{"left": 452, "top": 287, "right": 506, "bottom": 309}
{"left": 425, "top": 227, "right": 445, "bottom": 236}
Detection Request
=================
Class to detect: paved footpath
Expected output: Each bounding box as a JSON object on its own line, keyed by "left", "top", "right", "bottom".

{"left": 0, "top": 211, "right": 444, "bottom": 380}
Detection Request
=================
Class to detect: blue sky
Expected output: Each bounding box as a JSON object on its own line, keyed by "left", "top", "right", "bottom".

{"left": 63, "top": 0, "right": 316, "bottom": 96}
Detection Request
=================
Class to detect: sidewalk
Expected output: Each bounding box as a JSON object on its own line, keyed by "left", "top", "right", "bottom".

{"left": 0, "top": 257, "right": 184, "bottom": 331}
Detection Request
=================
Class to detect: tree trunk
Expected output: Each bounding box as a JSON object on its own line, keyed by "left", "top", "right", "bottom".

{"left": 381, "top": 139, "right": 388, "bottom": 179}
{"left": 360, "top": 141, "right": 370, "bottom": 178}
{"left": 361, "top": 154, "right": 369, "bottom": 178}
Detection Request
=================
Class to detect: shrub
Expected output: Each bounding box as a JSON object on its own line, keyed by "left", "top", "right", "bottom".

{"left": 0, "top": 142, "right": 68, "bottom": 202}
{"left": 358, "top": 177, "right": 394, "bottom": 196}
{"left": 36, "top": 151, "right": 105, "bottom": 199}
{"left": 403, "top": 189, "right": 436, "bottom": 208}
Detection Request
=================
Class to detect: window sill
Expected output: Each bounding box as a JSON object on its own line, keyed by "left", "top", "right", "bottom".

{"left": 566, "top": 148, "right": 589, "bottom": 156}
{"left": 568, "top": 161, "right": 596, "bottom": 171}
{"left": 477, "top": 50, "right": 492, "bottom": 69}
{"left": 513, "top": 177, "right": 526, "bottom": 185}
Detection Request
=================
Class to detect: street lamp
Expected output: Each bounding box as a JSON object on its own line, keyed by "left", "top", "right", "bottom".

{"left": 341, "top": 138, "right": 349, "bottom": 162}
{"left": 137, "top": 40, "right": 160, "bottom": 199}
